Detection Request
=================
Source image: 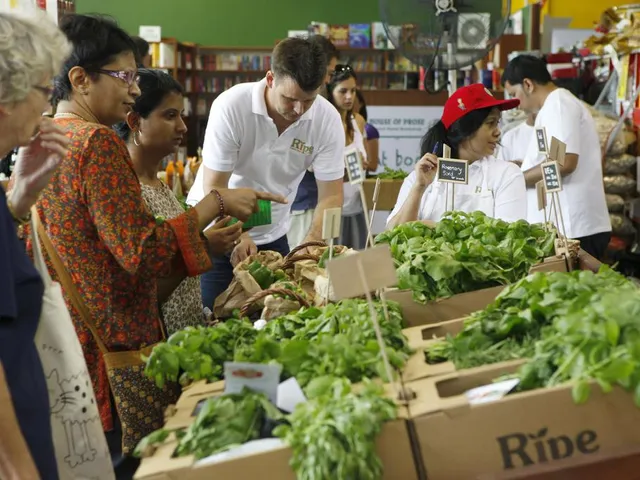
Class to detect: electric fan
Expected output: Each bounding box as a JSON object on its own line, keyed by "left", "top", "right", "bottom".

{"left": 380, "top": 0, "right": 512, "bottom": 95}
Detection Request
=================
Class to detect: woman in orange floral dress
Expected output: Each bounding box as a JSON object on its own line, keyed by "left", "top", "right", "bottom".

{"left": 31, "top": 14, "right": 284, "bottom": 478}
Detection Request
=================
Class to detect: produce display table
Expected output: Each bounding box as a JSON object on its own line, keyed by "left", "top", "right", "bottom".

{"left": 480, "top": 446, "right": 640, "bottom": 479}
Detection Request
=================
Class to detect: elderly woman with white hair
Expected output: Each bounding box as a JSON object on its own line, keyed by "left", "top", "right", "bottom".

{"left": 0, "top": 9, "right": 71, "bottom": 480}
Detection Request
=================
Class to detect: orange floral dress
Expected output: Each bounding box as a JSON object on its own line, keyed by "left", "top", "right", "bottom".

{"left": 27, "top": 118, "right": 211, "bottom": 431}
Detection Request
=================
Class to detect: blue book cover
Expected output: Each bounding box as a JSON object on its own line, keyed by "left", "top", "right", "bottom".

{"left": 349, "top": 23, "right": 371, "bottom": 48}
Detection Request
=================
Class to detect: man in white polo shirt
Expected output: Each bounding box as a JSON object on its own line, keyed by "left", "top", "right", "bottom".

{"left": 187, "top": 37, "right": 345, "bottom": 309}
{"left": 503, "top": 55, "right": 611, "bottom": 260}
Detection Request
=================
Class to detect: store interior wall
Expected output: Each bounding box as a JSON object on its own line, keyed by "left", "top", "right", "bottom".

{"left": 76, "top": 0, "right": 502, "bottom": 46}
{"left": 506, "top": 0, "right": 620, "bottom": 29}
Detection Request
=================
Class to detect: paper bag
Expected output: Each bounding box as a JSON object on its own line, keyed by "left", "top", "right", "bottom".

{"left": 213, "top": 251, "right": 285, "bottom": 318}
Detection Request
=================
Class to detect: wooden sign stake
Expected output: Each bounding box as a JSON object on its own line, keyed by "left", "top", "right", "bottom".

{"left": 355, "top": 259, "right": 397, "bottom": 393}
{"left": 326, "top": 245, "right": 402, "bottom": 397}
{"left": 366, "top": 178, "right": 381, "bottom": 249}
{"left": 359, "top": 185, "right": 375, "bottom": 250}
{"left": 540, "top": 135, "right": 571, "bottom": 270}
{"left": 321, "top": 207, "right": 342, "bottom": 304}
{"left": 437, "top": 143, "right": 468, "bottom": 214}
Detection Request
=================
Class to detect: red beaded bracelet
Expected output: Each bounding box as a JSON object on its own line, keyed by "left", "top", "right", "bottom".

{"left": 210, "top": 189, "right": 225, "bottom": 219}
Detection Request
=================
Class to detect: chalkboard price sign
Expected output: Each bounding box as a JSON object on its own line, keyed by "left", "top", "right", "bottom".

{"left": 535, "top": 127, "right": 548, "bottom": 153}
{"left": 437, "top": 158, "right": 469, "bottom": 184}
{"left": 541, "top": 161, "right": 562, "bottom": 193}
{"left": 344, "top": 148, "right": 364, "bottom": 185}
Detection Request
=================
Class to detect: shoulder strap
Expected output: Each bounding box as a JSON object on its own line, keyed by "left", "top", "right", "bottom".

{"left": 33, "top": 209, "right": 110, "bottom": 354}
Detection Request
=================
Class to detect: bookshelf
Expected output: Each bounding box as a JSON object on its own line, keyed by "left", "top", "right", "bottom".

{"left": 148, "top": 40, "right": 426, "bottom": 155}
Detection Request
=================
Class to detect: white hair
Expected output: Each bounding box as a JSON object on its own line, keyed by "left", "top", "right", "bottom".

{"left": 0, "top": 9, "right": 71, "bottom": 105}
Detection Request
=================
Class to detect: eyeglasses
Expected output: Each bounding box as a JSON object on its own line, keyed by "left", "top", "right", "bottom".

{"left": 96, "top": 69, "right": 140, "bottom": 86}
{"left": 332, "top": 64, "right": 354, "bottom": 76}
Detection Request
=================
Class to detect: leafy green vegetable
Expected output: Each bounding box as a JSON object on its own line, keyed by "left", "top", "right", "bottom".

{"left": 144, "top": 299, "right": 412, "bottom": 390}
{"left": 375, "top": 211, "right": 556, "bottom": 303}
{"left": 274, "top": 377, "right": 397, "bottom": 480}
{"left": 511, "top": 282, "right": 640, "bottom": 405}
{"left": 425, "top": 267, "right": 633, "bottom": 370}
{"left": 133, "top": 388, "right": 283, "bottom": 459}
{"left": 376, "top": 166, "right": 409, "bottom": 180}
{"left": 249, "top": 299, "right": 413, "bottom": 388}
{"left": 318, "top": 247, "right": 343, "bottom": 268}
{"left": 247, "top": 260, "right": 287, "bottom": 289}
{"left": 143, "top": 319, "right": 258, "bottom": 388}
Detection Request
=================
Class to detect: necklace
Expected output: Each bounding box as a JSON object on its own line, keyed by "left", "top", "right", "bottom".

{"left": 54, "top": 112, "right": 92, "bottom": 123}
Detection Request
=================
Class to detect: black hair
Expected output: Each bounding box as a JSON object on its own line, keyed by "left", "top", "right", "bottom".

{"left": 131, "top": 35, "right": 150, "bottom": 59}
{"left": 52, "top": 14, "right": 139, "bottom": 104}
{"left": 420, "top": 107, "right": 493, "bottom": 158}
{"left": 327, "top": 65, "right": 357, "bottom": 141}
{"left": 501, "top": 54, "right": 552, "bottom": 87}
{"left": 271, "top": 37, "right": 327, "bottom": 92}
{"left": 307, "top": 34, "right": 339, "bottom": 62}
{"left": 114, "top": 68, "right": 184, "bottom": 142}
{"left": 355, "top": 89, "right": 367, "bottom": 121}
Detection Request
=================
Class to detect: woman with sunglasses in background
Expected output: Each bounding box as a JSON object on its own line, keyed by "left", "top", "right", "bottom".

{"left": 115, "top": 69, "right": 243, "bottom": 335}
{"left": 32, "top": 14, "right": 283, "bottom": 479}
{"left": 387, "top": 84, "right": 527, "bottom": 228}
{"left": 327, "top": 65, "right": 372, "bottom": 249}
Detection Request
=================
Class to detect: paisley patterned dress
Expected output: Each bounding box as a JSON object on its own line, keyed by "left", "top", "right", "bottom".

{"left": 140, "top": 182, "right": 205, "bottom": 334}
{"left": 27, "top": 118, "right": 211, "bottom": 430}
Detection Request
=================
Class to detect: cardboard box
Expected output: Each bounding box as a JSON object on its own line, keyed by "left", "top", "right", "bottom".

{"left": 386, "top": 254, "right": 576, "bottom": 327}
{"left": 362, "top": 178, "right": 404, "bottom": 211}
{"left": 397, "top": 252, "right": 604, "bottom": 383}
{"left": 404, "top": 361, "right": 640, "bottom": 480}
{"left": 400, "top": 318, "right": 466, "bottom": 382}
{"left": 136, "top": 382, "right": 419, "bottom": 480}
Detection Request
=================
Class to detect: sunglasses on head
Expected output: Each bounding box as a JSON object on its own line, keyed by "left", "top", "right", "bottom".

{"left": 332, "top": 64, "right": 354, "bottom": 76}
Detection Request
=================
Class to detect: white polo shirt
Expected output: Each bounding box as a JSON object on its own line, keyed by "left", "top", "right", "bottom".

{"left": 388, "top": 156, "right": 527, "bottom": 224}
{"left": 187, "top": 79, "right": 345, "bottom": 245}
{"left": 498, "top": 121, "right": 534, "bottom": 162}
{"left": 521, "top": 89, "right": 611, "bottom": 239}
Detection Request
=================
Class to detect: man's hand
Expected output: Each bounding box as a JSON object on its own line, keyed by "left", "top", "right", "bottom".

{"left": 230, "top": 234, "right": 258, "bottom": 267}
{"left": 219, "top": 188, "right": 287, "bottom": 222}
{"left": 202, "top": 216, "right": 243, "bottom": 255}
{"left": 9, "top": 117, "right": 69, "bottom": 217}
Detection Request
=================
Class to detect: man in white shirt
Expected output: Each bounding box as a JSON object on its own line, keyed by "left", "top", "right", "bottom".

{"left": 497, "top": 112, "right": 535, "bottom": 166}
{"left": 187, "top": 37, "right": 345, "bottom": 309}
{"left": 503, "top": 55, "right": 611, "bottom": 259}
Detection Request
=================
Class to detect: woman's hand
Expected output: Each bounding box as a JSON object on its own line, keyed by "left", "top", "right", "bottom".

{"left": 8, "top": 117, "right": 69, "bottom": 217}
{"left": 202, "top": 216, "right": 243, "bottom": 255}
{"left": 414, "top": 153, "right": 438, "bottom": 188}
{"left": 218, "top": 188, "right": 287, "bottom": 222}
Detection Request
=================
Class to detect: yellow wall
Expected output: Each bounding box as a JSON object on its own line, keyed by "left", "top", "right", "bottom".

{"left": 504, "top": 0, "right": 621, "bottom": 29}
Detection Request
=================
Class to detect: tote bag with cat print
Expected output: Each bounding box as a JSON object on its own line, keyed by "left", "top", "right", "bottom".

{"left": 31, "top": 210, "right": 115, "bottom": 480}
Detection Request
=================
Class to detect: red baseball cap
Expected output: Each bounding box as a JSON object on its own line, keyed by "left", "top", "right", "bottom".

{"left": 441, "top": 84, "right": 520, "bottom": 129}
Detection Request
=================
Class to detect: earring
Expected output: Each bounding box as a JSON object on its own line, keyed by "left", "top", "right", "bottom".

{"left": 133, "top": 130, "right": 141, "bottom": 147}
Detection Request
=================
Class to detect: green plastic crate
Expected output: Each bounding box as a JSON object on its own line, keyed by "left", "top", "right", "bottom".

{"left": 227, "top": 199, "right": 272, "bottom": 229}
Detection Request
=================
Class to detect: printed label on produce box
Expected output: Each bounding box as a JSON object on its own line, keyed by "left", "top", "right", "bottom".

{"left": 224, "top": 362, "right": 282, "bottom": 404}
{"left": 496, "top": 427, "right": 600, "bottom": 469}
{"left": 465, "top": 378, "right": 520, "bottom": 406}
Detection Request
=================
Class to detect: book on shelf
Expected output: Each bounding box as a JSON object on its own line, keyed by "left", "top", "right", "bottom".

{"left": 150, "top": 42, "right": 176, "bottom": 69}
{"left": 308, "top": 21, "right": 329, "bottom": 36}
{"left": 329, "top": 25, "right": 350, "bottom": 47}
{"left": 349, "top": 24, "right": 371, "bottom": 48}
{"left": 195, "top": 53, "right": 270, "bottom": 72}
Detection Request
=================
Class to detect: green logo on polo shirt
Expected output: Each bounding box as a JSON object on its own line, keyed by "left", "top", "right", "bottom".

{"left": 290, "top": 138, "right": 314, "bottom": 155}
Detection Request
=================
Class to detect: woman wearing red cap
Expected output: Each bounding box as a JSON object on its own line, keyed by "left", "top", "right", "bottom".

{"left": 387, "top": 84, "right": 527, "bottom": 228}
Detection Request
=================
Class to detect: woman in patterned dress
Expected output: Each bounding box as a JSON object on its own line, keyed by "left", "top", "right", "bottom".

{"left": 33, "top": 14, "right": 284, "bottom": 479}
{"left": 114, "top": 69, "right": 241, "bottom": 334}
